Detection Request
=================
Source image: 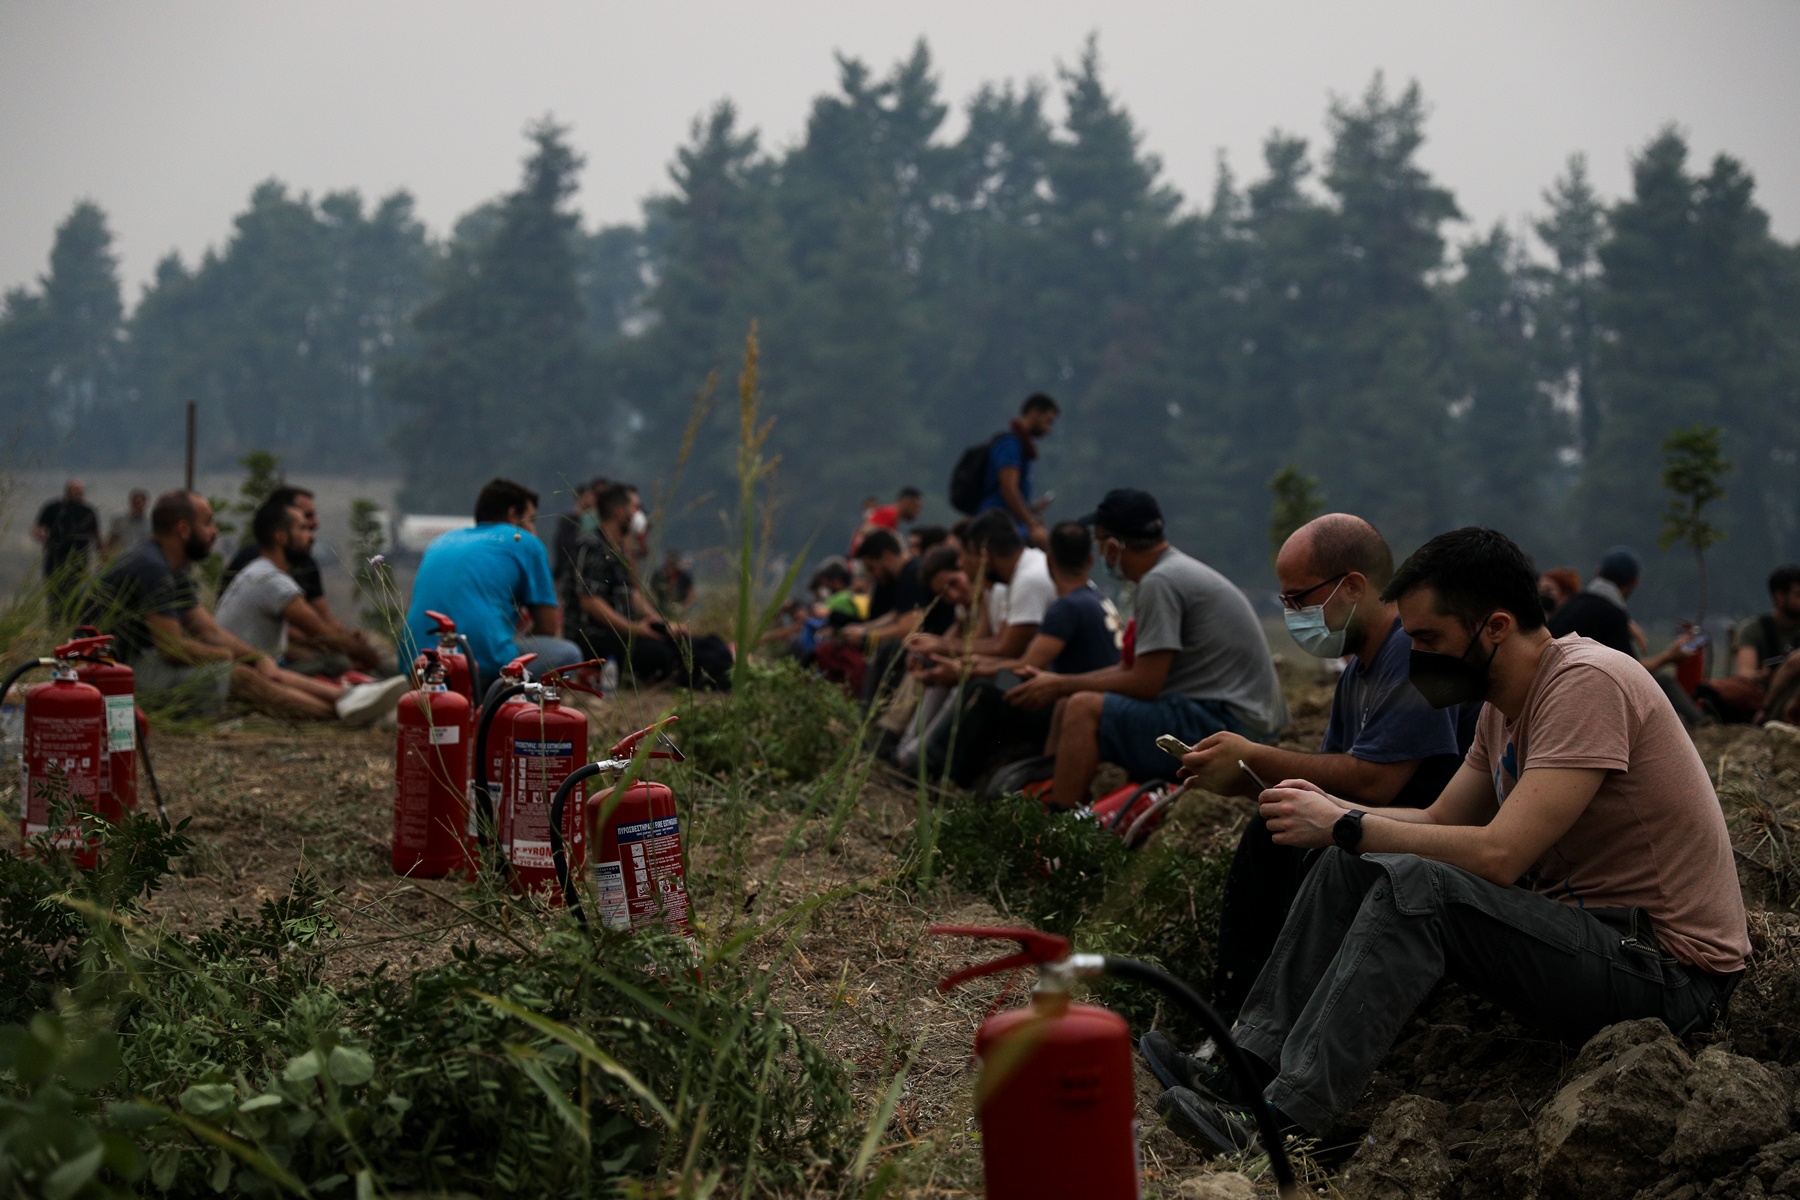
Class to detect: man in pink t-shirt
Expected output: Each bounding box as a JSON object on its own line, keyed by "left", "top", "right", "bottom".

{"left": 1159, "top": 527, "right": 1748, "bottom": 1158}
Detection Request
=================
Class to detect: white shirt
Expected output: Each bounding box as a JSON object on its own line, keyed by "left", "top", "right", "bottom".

{"left": 1001, "top": 547, "right": 1056, "bottom": 628}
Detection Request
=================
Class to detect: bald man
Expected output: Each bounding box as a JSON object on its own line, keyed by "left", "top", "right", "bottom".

{"left": 1142, "top": 514, "right": 1479, "bottom": 1097}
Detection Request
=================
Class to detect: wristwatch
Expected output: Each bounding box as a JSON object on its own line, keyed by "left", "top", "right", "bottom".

{"left": 1332, "top": 809, "right": 1365, "bottom": 854}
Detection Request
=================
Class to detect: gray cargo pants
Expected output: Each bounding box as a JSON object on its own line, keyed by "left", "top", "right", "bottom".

{"left": 1232, "top": 849, "right": 1739, "bottom": 1135}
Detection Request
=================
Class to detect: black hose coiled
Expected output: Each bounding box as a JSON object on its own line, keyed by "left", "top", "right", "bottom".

{"left": 548, "top": 763, "right": 604, "bottom": 926}
{"left": 471, "top": 682, "right": 529, "bottom": 877}
{"left": 1102, "top": 955, "right": 1299, "bottom": 1196}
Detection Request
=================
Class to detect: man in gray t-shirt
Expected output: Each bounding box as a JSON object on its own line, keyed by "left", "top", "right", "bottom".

{"left": 1008, "top": 488, "right": 1287, "bottom": 810}
{"left": 218, "top": 555, "right": 305, "bottom": 657}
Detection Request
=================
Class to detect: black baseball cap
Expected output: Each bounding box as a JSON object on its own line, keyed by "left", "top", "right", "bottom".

{"left": 1080, "top": 489, "right": 1164, "bottom": 540}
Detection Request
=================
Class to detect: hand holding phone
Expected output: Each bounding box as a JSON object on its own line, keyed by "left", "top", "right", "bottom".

{"left": 1156, "top": 734, "right": 1191, "bottom": 760}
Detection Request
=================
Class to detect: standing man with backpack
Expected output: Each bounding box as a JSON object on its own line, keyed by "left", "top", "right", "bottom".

{"left": 950, "top": 393, "right": 1059, "bottom": 548}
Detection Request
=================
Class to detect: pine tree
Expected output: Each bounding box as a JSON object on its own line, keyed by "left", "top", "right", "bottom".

{"left": 383, "top": 121, "right": 600, "bottom": 509}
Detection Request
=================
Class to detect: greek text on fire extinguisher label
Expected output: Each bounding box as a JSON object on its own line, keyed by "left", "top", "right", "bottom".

{"left": 104, "top": 695, "right": 134, "bottom": 752}
{"left": 510, "top": 740, "right": 577, "bottom": 869}
{"left": 592, "top": 816, "right": 687, "bottom": 932}
{"left": 428, "top": 724, "right": 460, "bottom": 745}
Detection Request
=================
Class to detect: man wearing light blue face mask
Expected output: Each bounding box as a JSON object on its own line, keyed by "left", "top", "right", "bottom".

{"left": 1148, "top": 514, "right": 1476, "bottom": 1070}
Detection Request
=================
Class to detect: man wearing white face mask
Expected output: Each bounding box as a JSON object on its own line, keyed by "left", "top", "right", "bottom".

{"left": 1140, "top": 514, "right": 1478, "bottom": 1103}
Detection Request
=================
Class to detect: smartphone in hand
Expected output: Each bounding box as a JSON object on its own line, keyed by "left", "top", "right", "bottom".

{"left": 1155, "top": 734, "right": 1191, "bottom": 760}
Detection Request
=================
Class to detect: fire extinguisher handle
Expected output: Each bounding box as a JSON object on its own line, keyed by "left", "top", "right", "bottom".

{"left": 549, "top": 761, "right": 605, "bottom": 925}
{"left": 425, "top": 610, "right": 456, "bottom": 633}
{"left": 930, "top": 925, "right": 1072, "bottom": 993}
{"left": 54, "top": 634, "right": 114, "bottom": 660}
{"left": 609, "top": 715, "right": 684, "bottom": 761}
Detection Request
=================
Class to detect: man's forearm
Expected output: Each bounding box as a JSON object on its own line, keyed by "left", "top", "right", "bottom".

{"left": 1054, "top": 663, "right": 1161, "bottom": 700}
{"left": 1245, "top": 746, "right": 1415, "bottom": 805}
{"left": 579, "top": 596, "right": 633, "bottom": 634}
{"left": 1354, "top": 816, "right": 1512, "bottom": 884}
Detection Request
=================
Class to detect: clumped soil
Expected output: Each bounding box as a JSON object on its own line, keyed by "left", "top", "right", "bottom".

{"left": 34, "top": 686, "right": 1800, "bottom": 1198}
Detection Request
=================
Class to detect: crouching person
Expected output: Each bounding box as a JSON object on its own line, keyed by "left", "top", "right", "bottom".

{"left": 1159, "top": 527, "right": 1747, "bottom": 1154}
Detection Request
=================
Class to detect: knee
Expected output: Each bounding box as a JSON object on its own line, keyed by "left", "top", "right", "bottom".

{"left": 1064, "top": 690, "right": 1105, "bottom": 727}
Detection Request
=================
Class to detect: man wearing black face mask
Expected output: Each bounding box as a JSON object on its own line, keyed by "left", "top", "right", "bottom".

{"left": 1155, "top": 527, "right": 1747, "bottom": 1159}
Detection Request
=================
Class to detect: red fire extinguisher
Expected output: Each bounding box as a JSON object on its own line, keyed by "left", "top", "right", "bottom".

{"left": 933, "top": 926, "right": 1300, "bottom": 1200}
{"left": 415, "top": 610, "right": 477, "bottom": 715}
{"left": 15, "top": 636, "right": 114, "bottom": 867}
{"left": 469, "top": 653, "right": 537, "bottom": 870}
{"left": 392, "top": 648, "right": 474, "bottom": 878}
{"left": 67, "top": 630, "right": 138, "bottom": 822}
{"left": 498, "top": 661, "right": 598, "bottom": 901}
{"left": 549, "top": 717, "right": 691, "bottom": 941}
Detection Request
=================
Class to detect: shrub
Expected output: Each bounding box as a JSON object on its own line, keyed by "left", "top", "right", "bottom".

{"left": 0, "top": 811, "right": 858, "bottom": 1197}
{"left": 676, "top": 658, "right": 859, "bottom": 787}
{"left": 932, "top": 791, "right": 1130, "bottom": 935}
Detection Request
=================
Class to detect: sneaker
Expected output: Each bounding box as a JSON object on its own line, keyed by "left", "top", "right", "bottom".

{"left": 336, "top": 676, "right": 411, "bottom": 728}
{"left": 1156, "top": 1086, "right": 1261, "bottom": 1157}
{"left": 1140, "top": 1031, "right": 1228, "bottom": 1097}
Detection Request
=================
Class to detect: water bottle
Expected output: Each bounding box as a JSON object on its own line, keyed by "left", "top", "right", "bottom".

{"left": 600, "top": 659, "right": 619, "bottom": 696}
{"left": 0, "top": 702, "right": 21, "bottom": 765}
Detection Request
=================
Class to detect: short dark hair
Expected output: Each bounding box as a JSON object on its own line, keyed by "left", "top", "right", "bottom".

{"left": 1021, "top": 392, "right": 1060, "bottom": 417}
{"left": 594, "top": 483, "right": 634, "bottom": 523}
{"left": 912, "top": 525, "right": 950, "bottom": 555}
{"left": 1382, "top": 527, "right": 1545, "bottom": 633}
{"left": 263, "top": 485, "right": 315, "bottom": 513}
{"left": 898, "top": 486, "right": 922, "bottom": 501}
{"left": 151, "top": 490, "right": 198, "bottom": 536}
{"left": 965, "top": 510, "right": 1022, "bottom": 557}
{"left": 1305, "top": 514, "right": 1394, "bottom": 589}
{"left": 1770, "top": 565, "right": 1800, "bottom": 595}
{"left": 128, "top": 488, "right": 148, "bottom": 502}
{"left": 474, "top": 478, "right": 539, "bottom": 524}
{"left": 919, "top": 545, "right": 963, "bottom": 591}
{"left": 854, "top": 528, "right": 903, "bottom": 561}
{"left": 253, "top": 502, "right": 301, "bottom": 549}
{"left": 1048, "top": 521, "right": 1092, "bottom": 574}
{"left": 811, "top": 562, "right": 851, "bottom": 591}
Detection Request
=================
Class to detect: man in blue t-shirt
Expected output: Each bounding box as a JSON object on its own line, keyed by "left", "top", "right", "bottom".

{"left": 1141, "top": 513, "right": 1478, "bottom": 1111}
{"left": 974, "top": 393, "right": 1059, "bottom": 547}
{"left": 401, "top": 479, "right": 585, "bottom": 688}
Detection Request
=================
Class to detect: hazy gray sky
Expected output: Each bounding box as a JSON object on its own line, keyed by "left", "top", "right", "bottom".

{"left": 3, "top": 0, "right": 1797, "bottom": 299}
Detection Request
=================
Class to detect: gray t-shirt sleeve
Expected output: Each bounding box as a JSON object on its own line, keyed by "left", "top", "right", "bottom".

{"left": 1132, "top": 572, "right": 1184, "bottom": 656}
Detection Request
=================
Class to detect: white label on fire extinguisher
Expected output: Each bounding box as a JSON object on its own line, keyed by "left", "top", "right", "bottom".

{"left": 104, "top": 695, "right": 134, "bottom": 752}
{"left": 428, "top": 724, "right": 460, "bottom": 745}
{"left": 593, "top": 860, "right": 630, "bottom": 931}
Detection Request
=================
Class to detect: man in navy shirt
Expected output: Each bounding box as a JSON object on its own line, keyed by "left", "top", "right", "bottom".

{"left": 401, "top": 479, "right": 585, "bottom": 689}
{"left": 1148, "top": 514, "right": 1475, "bottom": 1081}
{"left": 975, "top": 393, "right": 1059, "bottom": 547}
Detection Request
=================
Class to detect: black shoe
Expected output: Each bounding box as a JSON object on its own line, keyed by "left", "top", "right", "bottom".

{"left": 1156, "top": 1086, "right": 1262, "bottom": 1157}
{"left": 1139, "top": 1031, "right": 1228, "bottom": 1097}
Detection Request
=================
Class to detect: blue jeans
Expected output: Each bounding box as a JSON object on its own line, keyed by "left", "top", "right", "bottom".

{"left": 1097, "top": 693, "right": 1256, "bottom": 783}
{"left": 500, "top": 634, "right": 585, "bottom": 688}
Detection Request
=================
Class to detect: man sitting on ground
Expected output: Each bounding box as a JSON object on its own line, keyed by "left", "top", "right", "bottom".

{"left": 1146, "top": 514, "right": 1474, "bottom": 1066}
{"left": 914, "top": 510, "right": 1055, "bottom": 664}
{"left": 1157, "top": 527, "right": 1747, "bottom": 1156}
{"left": 1007, "top": 489, "right": 1287, "bottom": 810}
{"left": 87, "top": 491, "right": 399, "bottom": 723}
{"left": 402, "top": 478, "right": 585, "bottom": 689}
{"left": 838, "top": 529, "right": 930, "bottom": 703}
{"left": 1546, "top": 545, "right": 1700, "bottom": 724}
{"left": 218, "top": 503, "right": 404, "bottom": 713}
{"left": 953, "top": 521, "right": 1119, "bottom": 680}
{"left": 219, "top": 486, "right": 382, "bottom": 675}
{"left": 1701, "top": 564, "right": 1800, "bottom": 724}
{"left": 565, "top": 484, "right": 732, "bottom": 690}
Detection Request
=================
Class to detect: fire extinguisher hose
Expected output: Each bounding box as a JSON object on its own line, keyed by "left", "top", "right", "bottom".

{"left": 548, "top": 762, "right": 605, "bottom": 926}
{"left": 471, "top": 682, "right": 530, "bottom": 871}
{"left": 135, "top": 711, "right": 169, "bottom": 821}
{"left": 1101, "top": 956, "right": 1300, "bottom": 1197}
{"left": 0, "top": 657, "right": 52, "bottom": 709}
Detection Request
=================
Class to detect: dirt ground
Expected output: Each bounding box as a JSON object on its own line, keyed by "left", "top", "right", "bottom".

{"left": 16, "top": 681, "right": 1800, "bottom": 1198}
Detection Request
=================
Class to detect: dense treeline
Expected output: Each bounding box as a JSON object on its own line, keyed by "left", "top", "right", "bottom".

{"left": 2, "top": 41, "right": 1797, "bottom": 613}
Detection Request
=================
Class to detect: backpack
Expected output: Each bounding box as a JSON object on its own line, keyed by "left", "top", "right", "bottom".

{"left": 949, "top": 434, "right": 1004, "bottom": 515}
